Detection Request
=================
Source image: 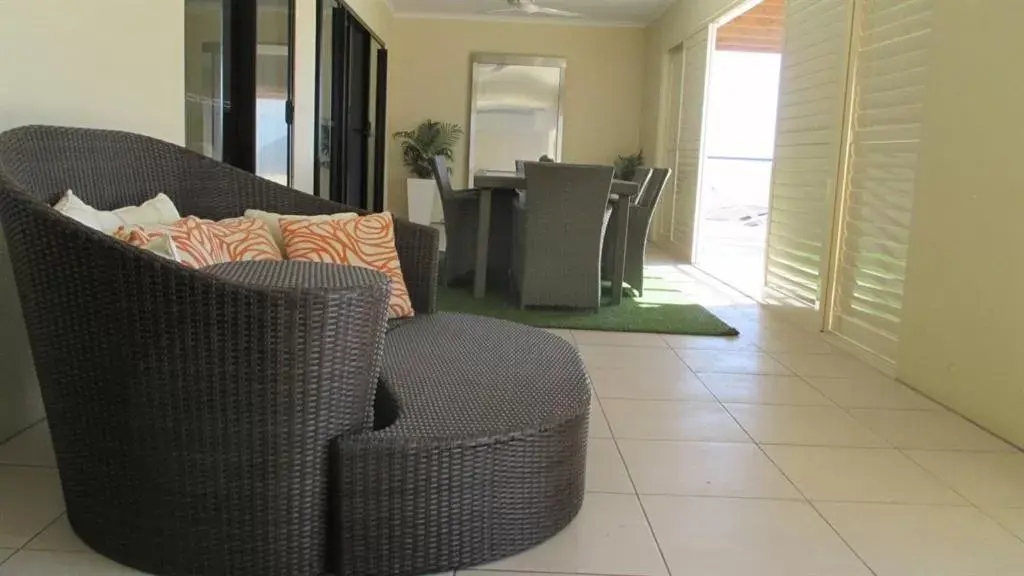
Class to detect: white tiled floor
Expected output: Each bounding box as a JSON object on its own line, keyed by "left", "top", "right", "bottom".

{"left": 2, "top": 264, "right": 1024, "bottom": 575}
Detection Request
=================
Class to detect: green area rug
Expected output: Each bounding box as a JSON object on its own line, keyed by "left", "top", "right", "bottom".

{"left": 438, "top": 271, "right": 739, "bottom": 336}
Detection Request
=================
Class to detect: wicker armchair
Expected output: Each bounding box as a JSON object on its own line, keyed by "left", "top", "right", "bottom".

{"left": 0, "top": 126, "right": 590, "bottom": 576}
{"left": 512, "top": 162, "right": 614, "bottom": 310}
{"left": 0, "top": 126, "right": 436, "bottom": 575}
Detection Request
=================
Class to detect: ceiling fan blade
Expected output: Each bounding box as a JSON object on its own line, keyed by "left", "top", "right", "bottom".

{"left": 483, "top": 8, "right": 525, "bottom": 14}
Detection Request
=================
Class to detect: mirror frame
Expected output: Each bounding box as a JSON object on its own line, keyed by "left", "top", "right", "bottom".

{"left": 467, "top": 52, "right": 567, "bottom": 186}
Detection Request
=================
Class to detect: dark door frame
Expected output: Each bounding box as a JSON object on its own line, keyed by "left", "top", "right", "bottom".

{"left": 314, "top": 0, "right": 388, "bottom": 211}
{"left": 372, "top": 47, "right": 388, "bottom": 213}
{"left": 210, "top": 0, "right": 296, "bottom": 183}
{"left": 221, "top": 0, "right": 257, "bottom": 172}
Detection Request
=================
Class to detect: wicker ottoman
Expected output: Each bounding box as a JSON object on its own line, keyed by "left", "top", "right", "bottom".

{"left": 333, "top": 313, "right": 592, "bottom": 576}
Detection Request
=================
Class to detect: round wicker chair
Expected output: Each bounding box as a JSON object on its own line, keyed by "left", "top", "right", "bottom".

{"left": 0, "top": 126, "right": 590, "bottom": 576}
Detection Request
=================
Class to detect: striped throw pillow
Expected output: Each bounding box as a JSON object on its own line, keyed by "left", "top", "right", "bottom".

{"left": 280, "top": 212, "right": 413, "bottom": 318}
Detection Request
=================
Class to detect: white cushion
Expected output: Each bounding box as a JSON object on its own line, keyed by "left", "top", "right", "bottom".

{"left": 53, "top": 190, "right": 181, "bottom": 233}
{"left": 244, "top": 208, "right": 357, "bottom": 252}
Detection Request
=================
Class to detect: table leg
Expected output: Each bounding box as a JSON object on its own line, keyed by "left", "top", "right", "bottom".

{"left": 611, "top": 202, "right": 629, "bottom": 306}
{"left": 473, "top": 189, "right": 492, "bottom": 299}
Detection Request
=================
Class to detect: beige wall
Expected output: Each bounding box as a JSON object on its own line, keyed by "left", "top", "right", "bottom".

{"left": 899, "top": 0, "right": 1024, "bottom": 447}
{"left": 0, "top": 0, "right": 184, "bottom": 441}
{"left": 0, "top": 0, "right": 184, "bottom": 141}
{"left": 386, "top": 17, "right": 645, "bottom": 215}
{"left": 343, "top": 0, "right": 393, "bottom": 40}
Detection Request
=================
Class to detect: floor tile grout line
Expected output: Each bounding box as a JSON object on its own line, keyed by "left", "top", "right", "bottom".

{"left": 8, "top": 510, "right": 65, "bottom": 562}
{"left": 591, "top": 391, "right": 673, "bottom": 576}
{"left": 604, "top": 491, "right": 983, "bottom": 507}
{"left": 889, "top": 444, "right": 1024, "bottom": 544}
{"left": 690, "top": 370, "right": 842, "bottom": 410}
{"left": 791, "top": 368, "right": 1020, "bottom": 454}
{"left": 0, "top": 462, "right": 58, "bottom": 470}
{"left": 463, "top": 568, "right": 651, "bottom": 576}
{"left": 707, "top": 380, "right": 882, "bottom": 575}
{"left": 803, "top": 500, "right": 881, "bottom": 576}
{"left": 0, "top": 418, "right": 47, "bottom": 449}
{"left": 753, "top": 437, "right": 882, "bottom": 576}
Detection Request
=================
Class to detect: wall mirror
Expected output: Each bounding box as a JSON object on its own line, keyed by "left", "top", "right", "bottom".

{"left": 468, "top": 53, "right": 566, "bottom": 186}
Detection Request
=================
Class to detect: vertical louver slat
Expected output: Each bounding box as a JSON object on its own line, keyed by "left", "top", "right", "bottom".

{"left": 655, "top": 46, "right": 686, "bottom": 241}
{"left": 669, "top": 28, "right": 710, "bottom": 261}
{"left": 766, "top": 0, "right": 855, "bottom": 309}
{"left": 831, "top": 0, "right": 934, "bottom": 361}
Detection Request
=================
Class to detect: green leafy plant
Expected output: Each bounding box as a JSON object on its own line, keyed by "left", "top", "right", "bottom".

{"left": 613, "top": 150, "right": 645, "bottom": 181}
{"left": 393, "top": 119, "right": 464, "bottom": 179}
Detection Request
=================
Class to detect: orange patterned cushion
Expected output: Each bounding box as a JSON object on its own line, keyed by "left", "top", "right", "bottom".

{"left": 114, "top": 216, "right": 230, "bottom": 269}
{"left": 203, "top": 217, "right": 282, "bottom": 262}
{"left": 280, "top": 212, "right": 414, "bottom": 318}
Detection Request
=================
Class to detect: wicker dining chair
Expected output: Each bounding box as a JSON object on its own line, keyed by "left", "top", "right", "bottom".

{"left": 621, "top": 167, "right": 673, "bottom": 296}
{"left": 512, "top": 162, "right": 614, "bottom": 310}
{"left": 602, "top": 167, "right": 651, "bottom": 284}
{"left": 429, "top": 156, "right": 483, "bottom": 285}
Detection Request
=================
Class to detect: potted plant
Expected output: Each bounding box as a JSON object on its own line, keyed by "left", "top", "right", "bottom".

{"left": 613, "top": 149, "right": 645, "bottom": 181}
{"left": 393, "top": 119, "right": 463, "bottom": 225}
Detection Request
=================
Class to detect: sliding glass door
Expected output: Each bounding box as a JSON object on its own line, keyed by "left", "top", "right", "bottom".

{"left": 185, "top": 0, "right": 294, "bottom": 184}
{"left": 316, "top": 0, "right": 387, "bottom": 211}
{"left": 184, "top": 0, "right": 226, "bottom": 161}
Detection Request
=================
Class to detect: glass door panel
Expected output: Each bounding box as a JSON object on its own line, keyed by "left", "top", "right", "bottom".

{"left": 185, "top": 0, "right": 294, "bottom": 178}
{"left": 185, "top": 0, "right": 225, "bottom": 160}
{"left": 255, "top": 0, "right": 292, "bottom": 185}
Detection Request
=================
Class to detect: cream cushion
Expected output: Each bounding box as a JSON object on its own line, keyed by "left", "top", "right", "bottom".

{"left": 244, "top": 208, "right": 357, "bottom": 252}
{"left": 53, "top": 190, "right": 181, "bottom": 233}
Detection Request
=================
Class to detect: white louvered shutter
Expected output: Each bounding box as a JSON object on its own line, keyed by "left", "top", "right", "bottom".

{"left": 830, "top": 0, "right": 934, "bottom": 362}
{"left": 669, "top": 28, "right": 711, "bottom": 261}
{"left": 766, "top": 0, "right": 855, "bottom": 311}
{"left": 655, "top": 45, "right": 685, "bottom": 241}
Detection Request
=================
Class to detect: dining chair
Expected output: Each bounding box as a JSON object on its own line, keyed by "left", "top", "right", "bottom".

{"left": 429, "top": 156, "right": 481, "bottom": 285}
{"left": 512, "top": 162, "right": 615, "bottom": 310}
{"left": 622, "top": 167, "right": 673, "bottom": 296}
{"left": 602, "top": 167, "right": 652, "bottom": 284}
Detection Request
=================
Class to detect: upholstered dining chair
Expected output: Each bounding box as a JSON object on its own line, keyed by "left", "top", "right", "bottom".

{"left": 602, "top": 167, "right": 651, "bottom": 284}
{"left": 512, "top": 162, "right": 614, "bottom": 310}
{"left": 429, "top": 156, "right": 481, "bottom": 285}
{"left": 620, "top": 167, "right": 672, "bottom": 296}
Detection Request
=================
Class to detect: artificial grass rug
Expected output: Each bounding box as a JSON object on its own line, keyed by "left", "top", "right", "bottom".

{"left": 437, "top": 271, "right": 739, "bottom": 336}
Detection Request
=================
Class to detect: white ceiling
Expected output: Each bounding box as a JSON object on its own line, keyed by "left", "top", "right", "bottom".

{"left": 389, "top": 0, "right": 676, "bottom": 26}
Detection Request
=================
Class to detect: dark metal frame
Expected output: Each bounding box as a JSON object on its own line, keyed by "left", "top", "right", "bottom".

{"left": 213, "top": 0, "right": 297, "bottom": 183}
{"left": 314, "top": 0, "right": 388, "bottom": 212}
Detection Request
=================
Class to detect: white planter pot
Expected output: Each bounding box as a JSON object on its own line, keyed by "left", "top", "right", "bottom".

{"left": 406, "top": 178, "right": 437, "bottom": 225}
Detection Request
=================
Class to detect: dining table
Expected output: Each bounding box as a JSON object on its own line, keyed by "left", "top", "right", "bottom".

{"left": 472, "top": 170, "right": 641, "bottom": 305}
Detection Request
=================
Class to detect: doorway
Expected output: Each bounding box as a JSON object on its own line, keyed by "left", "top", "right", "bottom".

{"left": 184, "top": 0, "right": 295, "bottom": 182}
{"left": 315, "top": 0, "right": 388, "bottom": 212}
{"left": 692, "top": 0, "right": 784, "bottom": 298}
